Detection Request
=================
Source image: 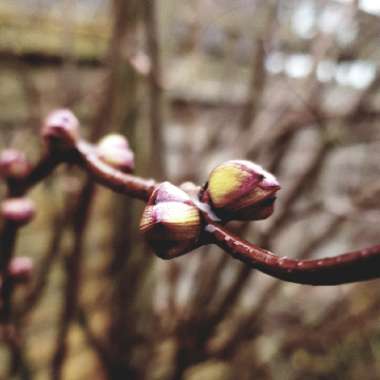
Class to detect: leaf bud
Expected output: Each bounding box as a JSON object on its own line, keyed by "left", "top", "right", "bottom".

{"left": 1, "top": 198, "right": 36, "bottom": 226}
{"left": 97, "top": 134, "right": 134, "bottom": 173}
{"left": 0, "top": 149, "right": 31, "bottom": 180}
{"left": 41, "top": 109, "right": 80, "bottom": 148}
{"left": 140, "top": 182, "right": 202, "bottom": 259}
{"left": 7, "top": 257, "right": 33, "bottom": 284}
{"left": 203, "top": 160, "right": 280, "bottom": 221}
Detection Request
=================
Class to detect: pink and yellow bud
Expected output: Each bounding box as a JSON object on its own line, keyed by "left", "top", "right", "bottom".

{"left": 1, "top": 198, "right": 36, "bottom": 226}
{"left": 97, "top": 134, "right": 134, "bottom": 173}
{"left": 204, "top": 160, "right": 280, "bottom": 221}
{"left": 8, "top": 257, "right": 33, "bottom": 284}
{"left": 0, "top": 149, "right": 31, "bottom": 180}
{"left": 41, "top": 109, "right": 80, "bottom": 147}
{"left": 140, "top": 182, "right": 202, "bottom": 259}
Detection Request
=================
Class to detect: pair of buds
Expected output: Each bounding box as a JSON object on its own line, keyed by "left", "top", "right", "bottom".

{"left": 0, "top": 200, "right": 35, "bottom": 288}
{"left": 140, "top": 160, "right": 280, "bottom": 259}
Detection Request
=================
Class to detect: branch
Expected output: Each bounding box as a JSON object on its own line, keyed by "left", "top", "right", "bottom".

{"left": 3, "top": 109, "right": 380, "bottom": 288}
{"left": 51, "top": 178, "right": 96, "bottom": 380}
{"left": 143, "top": 0, "right": 165, "bottom": 178}
{"left": 205, "top": 219, "right": 380, "bottom": 285}
{"left": 75, "top": 141, "right": 155, "bottom": 201}
{"left": 6, "top": 151, "right": 64, "bottom": 197}
{"left": 18, "top": 208, "right": 68, "bottom": 316}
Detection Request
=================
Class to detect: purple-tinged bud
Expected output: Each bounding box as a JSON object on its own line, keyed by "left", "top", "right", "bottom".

{"left": 1, "top": 198, "right": 36, "bottom": 226}
{"left": 7, "top": 257, "right": 33, "bottom": 284}
{"left": 140, "top": 182, "right": 202, "bottom": 259}
{"left": 203, "top": 160, "right": 280, "bottom": 221}
{"left": 97, "top": 134, "right": 134, "bottom": 173}
{"left": 41, "top": 109, "right": 80, "bottom": 148}
{"left": 0, "top": 150, "right": 31, "bottom": 180}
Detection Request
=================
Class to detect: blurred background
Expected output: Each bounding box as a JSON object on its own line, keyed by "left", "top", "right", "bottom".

{"left": 0, "top": 0, "right": 380, "bottom": 379}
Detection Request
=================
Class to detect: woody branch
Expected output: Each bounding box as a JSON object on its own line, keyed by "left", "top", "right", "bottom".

{"left": 1, "top": 109, "right": 380, "bottom": 288}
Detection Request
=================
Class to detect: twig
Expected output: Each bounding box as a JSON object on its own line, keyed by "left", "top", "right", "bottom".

{"left": 205, "top": 219, "right": 380, "bottom": 285}
{"left": 6, "top": 151, "right": 64, "bottom": 197}
{"left": 75, "top": 141, "right": 155, "bottom": 201}
{"left": 18, "top": 206, "right": 69, "bottom": 316}
{"left": 213, "top": 215, "right": 346, "bottom": 359}
{"left": 143, "top": 0, "right": 165, "bottom": 178}
{"left": 76, "top": 305, "right": 110, "bottom": 373}
{"left": 51, "top": 179, "right": 96, "bottom": 380}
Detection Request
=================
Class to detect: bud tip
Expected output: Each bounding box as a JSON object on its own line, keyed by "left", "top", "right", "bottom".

{"left": 0, "top": 149, "right": 31, "bottom": 179}
{"left": 1, "top": 198, "right": 36, "bottom": 226}
{"left": 97, "top": 134, "right": 134, "bottom": 173}
{"left": 42, "top": 109, "right": 80, "bottom": 147}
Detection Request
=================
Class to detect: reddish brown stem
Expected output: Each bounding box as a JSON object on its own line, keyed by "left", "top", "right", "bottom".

{"left": 75, "top": 141, "right": 156, "bottom": 201}
{"left": 65, "top": 140, "right": 380, "bottom": 286}
{"left": 7, "top": 151, "right": 64, "bottom": 197}
{"left": 3, "top": 126, "right": 380, "bottom": 290}
{"left": 205, "top": 220, "right": 380, "bottom": 285}
{"left": 0, "top": 222, "right": 19, "bottom": 324}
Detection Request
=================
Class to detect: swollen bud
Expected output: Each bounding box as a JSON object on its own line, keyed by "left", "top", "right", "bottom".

{"left": 140, "top": 182, "right": 202, "bottom": 259}
{"left": 0, "top": 149, "right": 31, "bottom": 180}
{"left": 203, "top": 160, "right": 280, "bottom": 221}
{"left": 41, "top": 109, "right": 80, "bottom": 148}
{"left": 1, "top": 198, "right": 36, "bottom": 226}
{"left": 7, "top": 257, "right": 33, "bottom": 284}
{"left": 97, "top": 134, "right": 134, "bottom": 173}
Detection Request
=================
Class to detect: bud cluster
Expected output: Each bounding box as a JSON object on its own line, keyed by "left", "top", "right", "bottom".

{"left": 139, "top": 161, "right": 280, "bottom": 259}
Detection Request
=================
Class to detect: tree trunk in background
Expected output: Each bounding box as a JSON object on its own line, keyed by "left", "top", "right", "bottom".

{"left": 105, "top": 1, "right": 156, "bottom": 379}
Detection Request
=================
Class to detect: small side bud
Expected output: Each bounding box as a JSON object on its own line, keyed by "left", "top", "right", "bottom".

{"left": 0, "top": 149, "right": 31, "bottom": 180}
{"left": 1, "top": 198, "right": 36, "bottom": 226}
{"left": 7, "top": 257, "right": 33, "bottom": 284}
{"left": 97, "top": 134, "right": 134, "bottom": 173}
{"left": 140, "top": 182, "right": 202, "bottom": 259}
{"left": 203, "top": 160, "right": 280, "bottom": 221}
{"left": 41, "top": 109, "right": 80, "bottom": 148}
